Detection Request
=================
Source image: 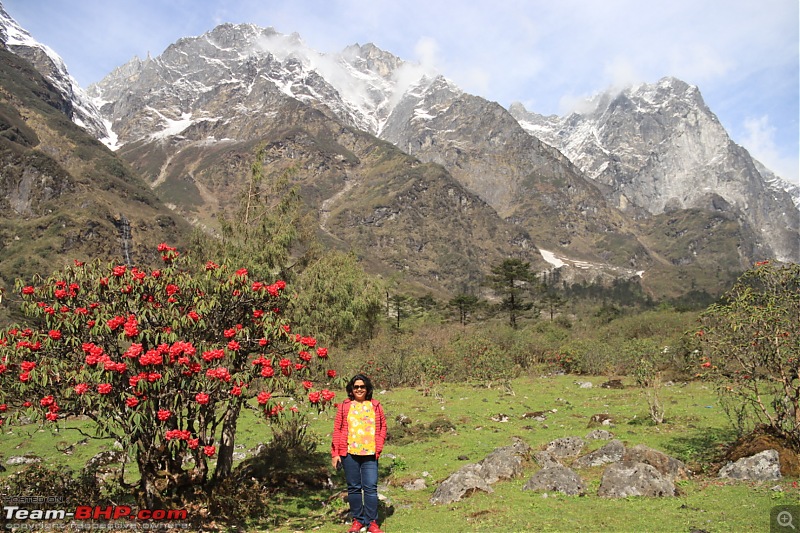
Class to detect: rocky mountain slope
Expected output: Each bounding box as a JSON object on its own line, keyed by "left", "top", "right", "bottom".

{"left": 80, "top": 24, "right": 539, "bottom": 295}
{"left": 509, "top": 78, "right": 799, "bottom": 262}
{"left": 0, "top": 5, "right": 110, "bottom": 142}
{"left": 2, "top": 10, "right": 796, "bottom": 299}
{"left": 0, "top": 41, "right": 189, "bottom": 295}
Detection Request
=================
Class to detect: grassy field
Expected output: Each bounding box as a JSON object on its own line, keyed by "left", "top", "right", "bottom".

{"left": 2, "top": 374, "right": 798, "bottom": 532}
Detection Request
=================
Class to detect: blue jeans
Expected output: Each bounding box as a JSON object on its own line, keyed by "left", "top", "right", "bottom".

{"left": 342, "top": 453, "right": 379, "bottom": 525}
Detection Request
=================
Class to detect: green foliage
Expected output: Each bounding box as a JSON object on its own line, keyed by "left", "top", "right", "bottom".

{"left": 697, "top": 261, "right": 800, "bottom": 446}
{"left": 489, "top": 258, "right": 535, "bottom": 328}
{"left": 289, "top": 251, "right": 384, "bottom": 347}
{"left": 191, "top": 147, "right": 312, "bottom": 282}
{"left": 448, "top": 293, "right": 480, "bottom": 326}
{"left": 450, "top": 333, "right": 518, "bottom": 386}
{"left": 559, "top": 339, "right": 617, "bottom": 375}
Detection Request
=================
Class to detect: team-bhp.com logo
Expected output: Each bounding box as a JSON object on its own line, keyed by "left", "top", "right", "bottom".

{"left": 3, "top": 503, "right": 189, "bottom": 529}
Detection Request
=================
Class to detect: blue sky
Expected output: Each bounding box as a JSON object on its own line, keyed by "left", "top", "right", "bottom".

{"left": 4, "top": 0, "right": 799, "bottom": 186}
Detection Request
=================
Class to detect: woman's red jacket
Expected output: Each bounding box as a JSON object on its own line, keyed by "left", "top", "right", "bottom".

{"left": 331, "top": 398, "right": 387, "bottom": 459}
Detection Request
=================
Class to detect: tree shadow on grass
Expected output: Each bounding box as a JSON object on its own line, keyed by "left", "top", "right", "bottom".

{"left": 662, "top": 426, "right": 738, "bottom": 473}
{"left": 203, "top": 446, "right": 337, "bottom": 529}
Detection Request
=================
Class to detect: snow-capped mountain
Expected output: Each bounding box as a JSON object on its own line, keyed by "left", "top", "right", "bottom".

{"left": 86, "top": 24, "right": 437, "bottom": 146}
{"left": 3, "top": 10, "right": 797, "bottom": 296}
{"left": 510, "top": 78, "right": 799, "bottom": 262}
{"left": 0, "top": 4, "right": 111, "bottom": 143}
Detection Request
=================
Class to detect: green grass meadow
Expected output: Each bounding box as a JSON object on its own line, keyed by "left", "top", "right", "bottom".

{"left": 2, "top": 374, "right": 798, "bottom": 532}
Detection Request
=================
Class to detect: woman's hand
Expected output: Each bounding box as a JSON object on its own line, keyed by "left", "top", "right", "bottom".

{"left": 332, "top": 456, "right": 342, "bottom": 470}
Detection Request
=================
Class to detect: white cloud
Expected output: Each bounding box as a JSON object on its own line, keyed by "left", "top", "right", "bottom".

{"left": 741, "top": 115, "right": 800, "bottom": 186}
{"left": 413, "top": 37, "right": 440, "bottom": 70}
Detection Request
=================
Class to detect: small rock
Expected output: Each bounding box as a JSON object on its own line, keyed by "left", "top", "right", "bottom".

{"left": 586, "top": 429, "right": 615, "bottom": 440}
{"left": 546, "top": 437, "right": 585, "bottom": 458}
{"left": 718, "top": 449, "right": 781, "bottom": 481}
{"left": 403, "top": 479, "right": 427, "bottom": 491}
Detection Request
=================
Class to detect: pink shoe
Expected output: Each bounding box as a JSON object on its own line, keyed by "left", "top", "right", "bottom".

{"left": 367, "top": 521, "right": 384, "bottom": 533}
{"left": 347, "top": 520, "right": 364, "bottom": 533}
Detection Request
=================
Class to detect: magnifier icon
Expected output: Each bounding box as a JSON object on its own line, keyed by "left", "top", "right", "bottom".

{"left": 778, "top": 510, "right": 796, "bottom": 530}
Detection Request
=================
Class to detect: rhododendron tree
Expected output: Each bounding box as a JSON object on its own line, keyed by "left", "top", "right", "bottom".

{"left": 697, "top": 261, "right": 800, "bottom": 446}
{"left": 0, "top": 245, "right": 337, "bottom": 507}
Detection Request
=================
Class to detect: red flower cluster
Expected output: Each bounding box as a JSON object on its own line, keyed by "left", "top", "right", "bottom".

{"left": 0, "top": 245, "right": 337, "bottom": 480}
{"left": 206, "top": 367, "right": 231, "bottom": 382}
{"left": 256, "top": 391, "right": 272, "bottom": 405}
{"left": 195, "top": 392, "right": 210, "bottom": 405}
{"left": 165, "top": 429, "right": 192, "bottom": 441}
{"left": 308, "top": 389, "right": 335, "bottom": 404}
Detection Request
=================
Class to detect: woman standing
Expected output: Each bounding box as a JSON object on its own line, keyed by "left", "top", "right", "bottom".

{"left": 331, "top": 374, "right": 387, "bottom": 533}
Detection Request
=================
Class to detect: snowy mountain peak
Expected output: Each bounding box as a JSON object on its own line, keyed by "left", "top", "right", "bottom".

{"left": 510, "top": 77, "right": 799, "bottom": 262}
{"left": 0, "top": 3, "right": 111, "bottom": 143}
{"left": 87, "top": 23, "right": 437, "bottom": 142}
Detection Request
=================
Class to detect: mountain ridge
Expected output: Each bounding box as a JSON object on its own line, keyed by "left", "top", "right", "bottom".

{"left": 1, "top": 11, "right": 796, "bottom": 300}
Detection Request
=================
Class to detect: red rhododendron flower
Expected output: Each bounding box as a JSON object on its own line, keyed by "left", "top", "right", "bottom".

{"left": 21, "top": 286, "right": 35, "bottom": 295}
{"left": 74, "top": 383, "right": 89, "bottom": 395}
{"left": 302, "top": 380, "right": 313, "bottom": 390}
{"left": 308, "top": 391, "right": 321, "bottom": 404}
{"left": 19, "top": 372, "right": 30, "bottom": 382}
{"left": 157, "top": 409, "right": 171, "bottom": 421}
{"left": 227, "top": 340, "right": 240, "bottom": 351}
{"left": 206, "top": 367, "right": 231, "bottom": 382}
{"left": 112, "top": 265, "right": 127, "bottom": 277}
{"left": 321, "top": 389, "right": 335, "bottom": 402}
{"left": 187, "top": 310, "right": 200, "bottom": 321}
{"left": 316, "top": 347, "right": 328, "bottom": 358}
{"left": 40, "top": 396, "right": 54, "bottom": 407}
{"left": 203, "top": 445, "right": 216, "bottom": 457}
{"left": 195, "top": 392, "right": 210, "bottom": 405}
{"left": 125, "top": 397, "right": 139, "bottom": 408}
{"left": 23, "top": 401, "right": 32, "bottom": 408}
{"left": 188, "top": 438, "right": 199, "bottom": 449}
{"left": 45, "top": 412, "right": 58, "bottom": 422}
{"left": 260, "top": 366, "right": 275, "bottom": 378}
{"left": 0, "top": 404, "right": 6, "bottom": 411}
{"left": 257, "top": 391, "right": 271, "bottom": 405}
{"left": 231, "top": 385, "right": 242, "bottom": 396}
{"left": 20, "top": 361, "right": 36, "bottom": 372}
{"left": 235, "top": 268, "right": 248, "bottom": 277}
{"left": 97, "top": 383, "right": 112, "bottom": 394}
{"left": 327, "top": 369, "right": 337, "bottom": 379}
{"left": 205, "top": 261, "right": 218, "bottom": 271}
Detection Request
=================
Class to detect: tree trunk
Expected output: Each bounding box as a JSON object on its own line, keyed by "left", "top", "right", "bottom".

{"left": 212, "top": 400, "right": 242, "bottom": 484}
{"left": 137, "top": 449, "right": 165, "bottom": 509}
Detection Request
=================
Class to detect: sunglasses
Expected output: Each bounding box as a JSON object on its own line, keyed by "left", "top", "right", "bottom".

{"left": 352, "top": 384, "right": 367, "bottom": 390}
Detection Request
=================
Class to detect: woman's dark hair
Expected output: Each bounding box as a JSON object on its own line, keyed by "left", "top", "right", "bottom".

{"left": 346, "top": 374, "right": 374, "bottom": 400}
